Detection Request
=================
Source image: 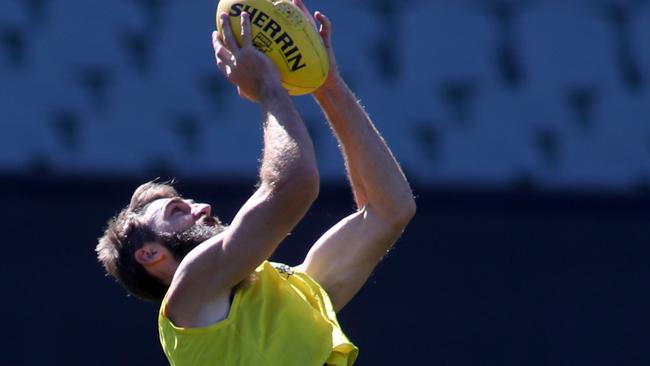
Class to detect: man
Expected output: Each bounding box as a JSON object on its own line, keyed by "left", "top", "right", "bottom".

{"left": 96, "top": 2, "right": 415, "bottom": 365}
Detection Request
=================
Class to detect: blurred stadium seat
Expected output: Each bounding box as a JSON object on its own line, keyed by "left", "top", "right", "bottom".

{"left": 633, "top": 3, "right": 650, "bottom": 86}
{"left": 39, "top": 0, "right": 139, "bottom": 69}
{"left": 401, "top": 1, "right": 498, "bottom": 89}
{"left": 439, "top": 89, "right": 539, "bottom": 186}
{"left": 0, "top": 75, "right": 60, "bottom": 171}
{"left": 518, "top": 2, "right": 620, "bottom": 93}
{"left": 0, "top": 0, "right": 27, "bottom": 25}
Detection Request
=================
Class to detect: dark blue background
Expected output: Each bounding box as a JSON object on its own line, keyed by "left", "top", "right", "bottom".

{"left": 2, "top": 176, "right": 649, "bottom": 365}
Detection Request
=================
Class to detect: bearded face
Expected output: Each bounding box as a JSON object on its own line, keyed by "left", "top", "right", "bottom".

{"left": 159, "top": 217, "right": 226, "bottom": 260}
{"left": 136, "top": 195, "right": 228, "bottom": 262}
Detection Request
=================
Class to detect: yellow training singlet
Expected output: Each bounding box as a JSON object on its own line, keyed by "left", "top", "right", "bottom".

{"left": 158, "top": 261, "right": 358, "bottom": 366}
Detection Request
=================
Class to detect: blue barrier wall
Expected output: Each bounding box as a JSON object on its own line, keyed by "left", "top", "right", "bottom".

{"left": 2, "top": 176, "right": 649, "bottom": 365}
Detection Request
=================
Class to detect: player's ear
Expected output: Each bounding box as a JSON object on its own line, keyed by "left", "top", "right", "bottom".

{"left": 135, "top": 242, "right": 166, "bottom": 267}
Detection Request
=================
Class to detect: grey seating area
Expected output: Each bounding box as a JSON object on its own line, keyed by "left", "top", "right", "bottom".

{"left": 1, "top": 0, "right": 648, "bottom": 190}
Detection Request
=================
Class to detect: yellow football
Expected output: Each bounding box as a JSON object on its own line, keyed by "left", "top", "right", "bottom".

{"left": 216, "top": 0, "right": 329, "bottom": 95}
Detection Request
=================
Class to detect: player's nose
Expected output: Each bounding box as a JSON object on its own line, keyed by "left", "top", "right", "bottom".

{"left": 192, "top": 203, "right": 212, "bottom": 219}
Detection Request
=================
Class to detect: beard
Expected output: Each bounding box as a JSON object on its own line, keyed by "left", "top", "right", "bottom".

{"left": 160, "top": 217, "right": 226, "bottom": 260}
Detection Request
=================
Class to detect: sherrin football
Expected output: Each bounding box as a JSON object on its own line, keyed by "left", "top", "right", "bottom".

{"left": 216, "top": 0, "right": 329, "bottom": 96}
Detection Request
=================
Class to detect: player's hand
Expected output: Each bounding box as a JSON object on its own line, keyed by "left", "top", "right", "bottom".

{"left": 292, "top": 0, "right": 317, "bottom": 30}
{"left": 311, "top": 11, "right": 343, "bottom": 96}
{"left": 212, "top": 12, "right": 282, "bottom": 102}
{"left": 290, "top": 1, "right": 341, "bottom": 95}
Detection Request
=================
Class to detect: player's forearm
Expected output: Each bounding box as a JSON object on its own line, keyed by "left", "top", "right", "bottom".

{"left": 314, "top": 79, "right": 415, "bottom": 221}
{"left": 259, "top": 81, "right": 319, "bottom": 194}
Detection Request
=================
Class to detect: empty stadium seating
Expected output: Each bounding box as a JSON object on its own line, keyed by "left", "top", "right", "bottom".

{"left": 0, "top": 0, "right": 648, "bottom": 191}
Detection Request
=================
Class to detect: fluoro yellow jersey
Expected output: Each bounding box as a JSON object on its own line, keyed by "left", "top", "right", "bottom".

{"left": 158, "top": 261, "right": 358, "bottom": 365}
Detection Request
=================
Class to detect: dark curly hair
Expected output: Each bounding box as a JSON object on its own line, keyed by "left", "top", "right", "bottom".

{"left": 96, "top": 181, "right": 179, "bottom": 302}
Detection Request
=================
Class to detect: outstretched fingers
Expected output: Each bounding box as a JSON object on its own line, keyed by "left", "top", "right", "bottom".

{"left": 213, "top": 31, "right": 231, "bottom": 57}
{"left": 240, "top": 12, "right": 252, "bottom": 47}
{"left": 212, "top": 11, "right": 281, "bottom": 100}
{"left": 312, "top": 10, "right": 339, "bottom": 88}
{"left": 219, "top": 12, "right": 240, "bottom": 53}
{"left": 314, "top": 11, "right": 332, "bottom": 48}
{"left": 213, "top": 31, "right": 233, "bottom": 65}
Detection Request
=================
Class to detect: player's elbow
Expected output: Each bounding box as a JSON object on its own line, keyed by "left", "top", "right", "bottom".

{"left": 370, "top": 195, "right": 416, "bottom": 234}
{"left": 391, "top": 195, "right": 416, "bottom": 229}
{"left": 282, "top": 164, "right": 320, "bottom": 204}
{"left": 298, "top": 167, "right": 320, "bottom": 203}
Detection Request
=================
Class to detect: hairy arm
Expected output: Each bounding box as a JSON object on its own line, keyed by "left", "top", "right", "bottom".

{"left": 165, "top": 13, "right": 319, "bottom": 326}
{"left": 299, "top": 12, "right": 415, "bottom": 311}
{"left": 312, "top": 79, "right": 413, "bottom": 216}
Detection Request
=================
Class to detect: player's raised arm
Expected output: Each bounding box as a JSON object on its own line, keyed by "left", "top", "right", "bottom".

{"left": 164, "top": 12, "right": 319, "bottom": 326}
{"left": 299, "top": 11, "right": 415, "bottom": 311}
{"left": 314, "top": 13, "right": 413, "bottom": 214}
